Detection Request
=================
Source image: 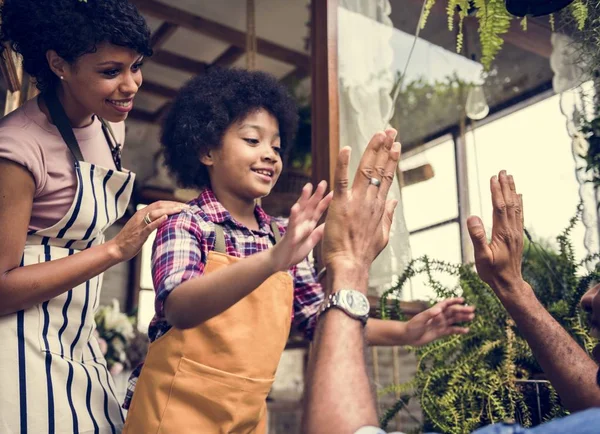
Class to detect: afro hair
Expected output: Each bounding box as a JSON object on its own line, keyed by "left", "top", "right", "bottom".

{"left": 161, "top": 67, "right": 299, "bottom": 190}
{"left": 0, "top": 0, "right": 152, "bottom": 92}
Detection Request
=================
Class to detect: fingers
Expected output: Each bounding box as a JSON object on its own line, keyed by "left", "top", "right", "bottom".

{"left": 353, "top": 132, "right": 387, "bottom": 196}
{"left": 313, "top": 190, "right": 333, "bottom": 222}
{"left": 490, "top": 175, "right": 508, "bottom": 231}
{"left": 517, "top": 193, "right": 524, "bottom": 233}
{"left": 144, "top": 201, "right": 187, "bottom": 225}
{"left": 467, "top": 216, "right": 491, "bottom": 261}
{"left": 308, "top": 223, "right": 326, "bottom": 247}
{"left": 333, "top": 146, "right": 351, "bottom": 198}
{"left": 365, "top": 130, "right": 395, "bottom": 202}
{"left": 144, "top": 214, "right": 168, "bottom": 233}
{"left": 499, "top": 171, "right": 516, "bottom": 226}
{"left": 296, "top": 183, "right": 313, "bottom": 209}
{"left": 377, "top": 141, "right": 401, "bottom": 202}
{"left": 411, "top": 304, "right": 443, "bottom": 326}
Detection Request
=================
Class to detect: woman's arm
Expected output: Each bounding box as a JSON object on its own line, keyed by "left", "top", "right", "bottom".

{"left": 0, "top": 158, "right": 184, "bottom": 316}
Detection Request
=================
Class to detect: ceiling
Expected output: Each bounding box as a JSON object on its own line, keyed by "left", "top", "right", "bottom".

{"left": 122, "top": 0, "right": 557, "bottom": 192}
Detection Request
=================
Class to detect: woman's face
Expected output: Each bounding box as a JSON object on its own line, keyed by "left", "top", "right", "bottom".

{"left": 57, "top": 43, "right": 144, "bottom": 123}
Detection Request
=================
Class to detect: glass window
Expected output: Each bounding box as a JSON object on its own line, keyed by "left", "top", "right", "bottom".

{"left": 405, "top": 222, "right": 462, "bottom": 301}
{"left": 402, "top": 139, "right": 458, "bottom": 232}
{"left": 466, "top": 93, "right": 586, "bottom": 261}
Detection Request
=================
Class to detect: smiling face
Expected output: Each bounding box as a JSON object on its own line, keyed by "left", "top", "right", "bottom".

{"left": 581, "top": 283, "right": 600, "bottom": 362}
{"left": 50, "top": 42, "right": 144, "bottom": 123}
{"left": 202, "top": 109, "right": 282, "bottom": 204}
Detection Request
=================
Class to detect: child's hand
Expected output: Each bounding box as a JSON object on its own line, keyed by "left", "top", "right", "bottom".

{"left": 403, "top": 298, "right": 475, "bottom": 346}
{"left": 270, "top": 181, "right": 332, "bottom": 272}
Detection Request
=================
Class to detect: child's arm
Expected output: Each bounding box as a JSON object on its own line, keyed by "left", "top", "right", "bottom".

{"left": 164, "top": 182, "right": 332, "bottom": 330}
{"left": 364, "top": 299, "right": 475, "bottom": 347}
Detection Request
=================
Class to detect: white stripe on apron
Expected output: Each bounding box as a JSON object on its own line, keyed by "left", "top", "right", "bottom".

{"left": 0, "top": 160, "right": 134, "bottom": 434}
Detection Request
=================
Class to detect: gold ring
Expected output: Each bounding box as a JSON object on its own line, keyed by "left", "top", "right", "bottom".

{"left": 143, "top": 213, "right": 152, "bottom": 225}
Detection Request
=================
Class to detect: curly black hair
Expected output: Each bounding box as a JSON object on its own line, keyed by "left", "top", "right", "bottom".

{"left": 161, "top": 67, "right": 299, "bottom": 189}
{"left": 0, "top": 0, "right": 152, "bottom": 92}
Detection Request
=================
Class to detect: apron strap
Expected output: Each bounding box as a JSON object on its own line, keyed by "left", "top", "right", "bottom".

{"left": 213, "top": 224, "right": 227, "bottom": 254}
{"left": 43, "top": 89, "right": 85, "bottom": 164}
{"left": 270, "top": 221, "right": 282, "bottom": 244}
{"left": 99, "top": 118, "right": 123, "bottom": 171}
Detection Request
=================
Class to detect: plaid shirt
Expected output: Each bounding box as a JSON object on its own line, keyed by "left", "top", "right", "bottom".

{"left": 123, "top": 188, "right": 323, "bottom": 409}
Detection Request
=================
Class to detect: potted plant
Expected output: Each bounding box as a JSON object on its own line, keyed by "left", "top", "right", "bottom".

{"left": 377, "top": 207, "right": 598, "bottom": 433}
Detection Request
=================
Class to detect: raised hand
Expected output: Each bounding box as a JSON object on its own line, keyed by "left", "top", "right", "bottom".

{"left": 467, "top": 170, "right": 526, "bottom": 299}
{"left": 321, "top": 128, "right": 401, "bottom": 285}
{"left": 403, "top": 298, "right": 475, "bottom": 346}
{"left": 270, "top": 181, "right": 332, "bottom": 272}
{"left": 106, "top": 200, "right": 188, "bottom": 262}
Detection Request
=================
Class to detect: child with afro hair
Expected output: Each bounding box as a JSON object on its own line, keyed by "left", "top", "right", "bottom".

{"left": 123, "top": 67, "right": 476, "bottom": 433}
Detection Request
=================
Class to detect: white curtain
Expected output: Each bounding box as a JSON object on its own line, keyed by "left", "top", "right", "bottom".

{"left": 338, "top": 0, "right": 411, "bottom": 289}
{"left": 551, "top": 32, "right": 599, "bottom": 268}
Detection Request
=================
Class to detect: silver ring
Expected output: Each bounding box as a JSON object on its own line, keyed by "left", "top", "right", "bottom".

{"left": 143, "top": 213, "right": 152, "bottom": 226}
{"left": 369, "top": 177, "right": 381, "bottom": 187}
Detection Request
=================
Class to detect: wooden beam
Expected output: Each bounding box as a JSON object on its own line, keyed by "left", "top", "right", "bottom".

{"left": 139, "top": 80, "right": 178, "bottom": 99}
{"left": 281, "top": 67, "right": 310, "bottom": 88}
{"left": 150, "top": 22, "right": 179, "bottom": 49}
{"left": 311, "top": 0, "right": 338, "bottom": 190}
{"left": 210, "top": 46, "right": 245, "bottom": 68}
{"left": 132, "top": 0, "right": 309, "bottom": 69}
{"left": 502, "top": 19, "right": 552, "bottom": 58}
{"left": 150, "top": 50, "right": 207, "bottom": 75}
{"left": 401, "top": 163, "right": 434, "bottom": 187}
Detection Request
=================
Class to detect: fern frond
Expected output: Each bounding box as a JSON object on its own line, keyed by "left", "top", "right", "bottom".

{"left": 570, "top": 0, "right": 589, "bottom": 30}
{"left": 420, "top": 0, "right": 438, "bottom": 29}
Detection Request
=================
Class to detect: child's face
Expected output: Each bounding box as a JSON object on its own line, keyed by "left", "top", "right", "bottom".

{"left": 203, "top": 109, "right": 282, "bottom": 202}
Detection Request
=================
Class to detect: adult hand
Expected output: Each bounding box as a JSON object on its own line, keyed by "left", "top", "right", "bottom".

{"left": 271, "top": 181, "right": 332, "bottom": 272}
{"left": 467, "top": 170, "right": 528, "bottom": 299}
{"left": 107, "top": 201, "right": 187, "bottom": 262}
{"left": 321, "top": 128, "right": 401, "bottom": 288}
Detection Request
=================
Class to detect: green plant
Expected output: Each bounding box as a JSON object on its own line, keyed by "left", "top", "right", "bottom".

{"left": 378, "top": 206, "right": 598, "bottom": 433}
{"left": 578, "top": 107, "right": 600, "bottom": 187}
{"left": 419, "top": 0, "right": 590, "bottom": 71}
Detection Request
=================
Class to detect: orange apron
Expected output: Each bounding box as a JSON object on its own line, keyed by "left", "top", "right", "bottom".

{"left": 123, "top": 223, "right": 293, "bottom": 434}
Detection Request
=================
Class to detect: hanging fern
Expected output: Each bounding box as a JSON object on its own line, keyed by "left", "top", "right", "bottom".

{"left": 473, "top": 0, "right": 512, "bottom": 70}
{"left": 417, "top": 1, "right": 594, "bottom": 72}
{"left": 379, "top": 206, "right": 598, "bottom": 433}
{"left": 571, "top": 0, "right": 589, "bottom": 31}
{"left": 420, "top": 0, "right": 438, "bottom": 29}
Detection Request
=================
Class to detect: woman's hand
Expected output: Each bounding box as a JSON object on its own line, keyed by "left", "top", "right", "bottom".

{"left": 106, "top": 201, "right": 187, "bottom": 262}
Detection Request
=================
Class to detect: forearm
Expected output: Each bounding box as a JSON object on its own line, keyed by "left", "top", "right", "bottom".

{"left": 501, "top": 284, "right": 600, "bottom": 411}
{"left": 0, "top": 242, "right": 121, "bottom": 316}
{"left": 303, "top": 310, "right": 377, "bottom": 434}
{"left": 365, "top": 318, "right": 408, "bottom": 346}
{"left": 302, "top": 269, "right": 377, "bottom": 434}
{"left": 164, "top": 249, "right": 278, "bottom": 329}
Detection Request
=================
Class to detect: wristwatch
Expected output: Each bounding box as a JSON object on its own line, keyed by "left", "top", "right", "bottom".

{"left": 320, "top": 289, "right": 370, "bottom": 325}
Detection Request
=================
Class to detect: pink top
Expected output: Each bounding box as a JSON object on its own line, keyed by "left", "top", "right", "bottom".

{"left": 0, "top": 96, "right": 126, "bottom": 231}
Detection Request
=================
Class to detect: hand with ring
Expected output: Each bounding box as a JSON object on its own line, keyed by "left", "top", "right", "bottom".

{"left": 106, "top": 200, "right": 188, "bottom": 262}
{"left": 320, "top": 128, "right": 401, "bottom": 290}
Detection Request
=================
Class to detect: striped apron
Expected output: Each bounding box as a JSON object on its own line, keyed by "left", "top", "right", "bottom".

{"left": 0, "top": 90, "right": 135, "bottom": 434}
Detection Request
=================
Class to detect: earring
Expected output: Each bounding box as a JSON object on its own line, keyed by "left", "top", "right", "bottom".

{"left": 60, "top": 76, "right": 64, "bottom": 80}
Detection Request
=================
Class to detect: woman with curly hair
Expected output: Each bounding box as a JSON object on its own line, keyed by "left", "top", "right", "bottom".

{"left": 0, "top": 0, "right": 184, "bottom": 432}
{"left": 121, "top": 68, "right": 475, "bottom": 433}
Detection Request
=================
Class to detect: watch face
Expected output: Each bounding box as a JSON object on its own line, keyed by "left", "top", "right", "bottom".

{"left": 344, "top": 291, "right": 370, "bottom": 316}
